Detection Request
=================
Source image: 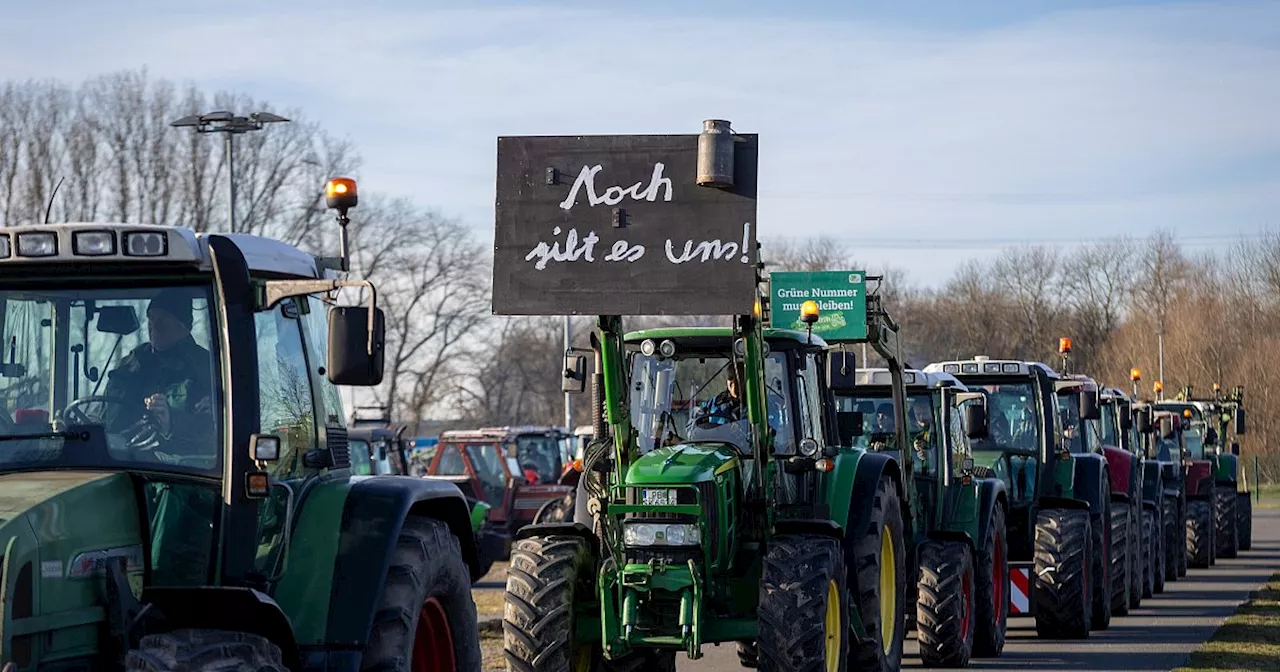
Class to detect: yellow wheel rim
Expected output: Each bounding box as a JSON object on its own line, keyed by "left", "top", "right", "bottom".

{"left": 879, "top": 526, "right": 896, "bottom": 654}
{"left": 825, "top": 578, "right": 842, "bottom": 671}
{"left": 572, "top": 646, "right": 593, "bottom": 672}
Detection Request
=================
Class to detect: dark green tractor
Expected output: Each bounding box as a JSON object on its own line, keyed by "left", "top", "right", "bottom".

{"left": 830, "top": 363, "right": 1009, "bottom": 666}
{"left": 923, "top": 356, "right": 1114, "bottom": 639}
{"left": 0, "top": 180, "right": 482, "bottom": 671}
{"left": 1164, "top": 384, "right": 1250, "bottom": 557}
{"left": 495, "top": 123, "right": 911, "bottom": 671}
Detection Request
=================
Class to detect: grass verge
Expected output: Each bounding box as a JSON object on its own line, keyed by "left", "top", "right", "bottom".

{"left": 1173, "top": 571, "right": 1280, "bottom": 672}
{"left": 1256, "top": 484, "right": 1280, "bottom": 509}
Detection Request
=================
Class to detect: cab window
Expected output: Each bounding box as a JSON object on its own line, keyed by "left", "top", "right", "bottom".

{"left": 253, "top": 299, "right": 317, "bottom": 477}
{"left": 435, "top": 444, "right": 467, "bottom": 475}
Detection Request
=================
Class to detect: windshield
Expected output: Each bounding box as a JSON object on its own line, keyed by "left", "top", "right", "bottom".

{"left": 1055, "top": 390, "right": 1099, "bottom": 454}
{"left": 0, "top": 282, "right": 222, "bottom": 475}
{"left": 967, "top": 381, "right": 1041, "bottom": 453}
{"left": 1099, "top": 402, "right": 1120, "bottom": 448}
{"left": 1185, "top": 426, "right": 1207, "bottom": 460}
{"left": 466, "top": 442, "right": 509, "bottom": 505}
{"left": 514, "top": 434, "right": 564, "bottom": 483}
{"left": 629, "top": 350, "right": 793, "bottom": 455}
{"left": 835, "top": 390, "right": 938, "bottom": 459}
{"left": 349, "top": 438, "right": 373, "bottom": 475}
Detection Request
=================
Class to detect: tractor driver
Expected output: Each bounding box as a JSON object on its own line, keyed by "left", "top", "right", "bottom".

{"left": 103, "top": 287, "right": 216, "bottom": 461}
{"left": 695, "top": 363, "right": 745, "bottom": 426}
{"left": 909, "top": 395, "right": 936, "bottom": 473}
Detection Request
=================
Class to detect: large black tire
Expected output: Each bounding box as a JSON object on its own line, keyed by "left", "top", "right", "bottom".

{"left": 758, "top": 534, "right": 849, "bottom": 672}
{"left": 736, "top": 641, "right": 758, "bottom": 668}
{"left": 972, "top": 504, "right": 1008, "bottom": 658}
{"left": 1032, "top": 508, "right": 1092, "bottom": 639}
{"left": 1162, "top": 498, "right": 1179, "bottom": 583}
{"left": 125, "top": 629, "right": 286, "bottom": 672}
{"left": 503, "top": 534, "right": 595, "bottom": 671}
{"left": 1152, "top": 509, "right": 1162, "bottom": 596}
{"left": 1109, "top": 502, "right": 1130, "bottom": 617}
{"left": 1238, "top": 492, "right": 1253, "bottom": 551}
{"left": 916, "top": 540, "right": 975, "bottom": 668}
{"left": 1214, "top": 489, "right": 1239, "bottom": 559}
{"left": 851, "top": 475, "right": 907, "bottom": 671}
{"left": 1176, "top": 498, "right": 1189, "bottom": 577}
{"left": 1186, "top": 499, "right": 1213, "bottom": 569}
{"left": 1127, "top": 501, "right": 1143, "bottom": 610}
{"left": 1091, "top": 510, "right": 1112, "bottom": 630}
{"left": 359, "top": 516, "right": 481, "bottom": 672}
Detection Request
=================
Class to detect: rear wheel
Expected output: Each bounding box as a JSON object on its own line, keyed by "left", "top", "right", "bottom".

{"left": 1214, "top": 489, "right": 1238, "bottom": 559}
{"left": 1091, "top": 509, "right": 1112, "bottom": 630}
{"left": 1186, "top": 500, "right": 1213, "bottom": 569}
{"left": 1128, "top": 502, "right": 1143, "bottom": 609}
{"left": 1109, "top": 502, "right": 1130, "bottom": 617}
{"left": 1141, "top": 508, "right": 1158, "bottom": 598}
{"left": 916, "top": 540, "right": 975, "bottom": 668}
{"left": 851, "top": 475, "right": 906, "bottom": 671}
{"left": 1238, "top": 492, "right": 1253, "bottom": 551}
{"left": 1162, "top": 498, "right": 1179, "bottom": 583}
{"left": 972, "top": 504, "right": 1007, "bottom": 658}
{"left": 125, "top": 629, "right": 286, "bottom": 672}
{"left": 758, "top": 534, "right": 849, "bottom": 672}
{"left": 1032, "top": 508, "right": 1092, "bottom": 639}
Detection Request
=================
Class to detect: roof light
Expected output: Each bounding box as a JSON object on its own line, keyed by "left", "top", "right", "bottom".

{"left": 0, "top": 235, "right": 9, "bottom": 259}
{"left": 640, "top": 339, "right": 656, "bottom": 356}
{"left": 943, "top": 364, "right": 960, "bottom": 373}
{"left": 1002, "top": 363, "right": 1021, "bottom": 372}
{"left": 123, "top": 231, "right": 167, "bottom": 257}
{"left": 17, "top": 232, "right": 56, "bottom": 257}
{"left": 325, "top": 177, "right": 358, "bottom": 211}
{"left": 983, "top": 363, "right": 1001, "bottom": 373}
{"left": 1130, "top": 368, "right": 1141, "bottom": 381}
{"left": 1154, "top": 381, "right": 1164, "bottom": 393}
{"left": 961, "top": 363, "right": 978, "bottom": 373}
{"left": 72, "top": 230, "right": 116, "bottom": 256}
{"left": 659, "top": 339, "right": 676, "bottom": 358}
{"left": 800, "top": 300, "right": 820, "bottom": 325}
{"left": 1058, "top": 337, "right": 1072, "bottom": 354}
{"left": 1183, "top": 409, "right": 1193, "bottom": 418}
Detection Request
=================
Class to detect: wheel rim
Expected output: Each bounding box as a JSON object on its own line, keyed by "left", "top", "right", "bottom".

{"left": 825, "top": 578, "right": 841, "bottom": 671}
{"left": 993, "top": 532, "right": 1005, "bottom": 615}
{"left": 961, "top": 563, "right": 973, "bottom": 637}
{"left": 413, "top": 597, "right": 456, "bottom": 672}
{"left": 879, "top": 526, "right": 896, "bottom": 654}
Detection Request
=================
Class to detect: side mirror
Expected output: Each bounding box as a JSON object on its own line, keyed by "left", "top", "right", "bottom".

{"left": 1235, "top": 408, "right": 1247, "bottom": 435}
{"left": 96, "top": 305, "right": 140, "bottom": 335}
{"left": 1231, "top": 441, "right": 1240, "bottom": 456}
{"left": 1159, "top": 416, "right": 1175, "bottom": 440}
{"left": 1079, "top": 390, "right": 1100, "bottom": 420}
{"left": 327, "top": 305, "right": 386, "bottom": 386}
{"left": 562, "top": 353, "right": 587, "bottom": 394}
{"left": 1136, "top": 407, "right": 1152, "bottom": 434}
{"left": 377, "top": 441, "right": 389, "bottom": 461}
{"left": 965, "top": 403, "right": 988, "bottom": 440}
{"left": 836, "top": 411, "right": 864, "bottom": 446}
{"left": 1205, "top": 427, "right": 1219, "bottom": 447}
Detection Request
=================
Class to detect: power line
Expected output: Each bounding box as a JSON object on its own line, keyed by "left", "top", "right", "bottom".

{"left": 764, "top": 232, "right": 1267, "bottom": 250}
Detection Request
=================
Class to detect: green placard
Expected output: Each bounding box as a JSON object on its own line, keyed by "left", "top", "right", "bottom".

{"left": 768, "top": 271, "right": 868, "bottom": 341}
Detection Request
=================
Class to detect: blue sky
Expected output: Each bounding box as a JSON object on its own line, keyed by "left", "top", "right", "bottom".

{"left": 4, "top": 0, "right": 1278, "bottom": 286}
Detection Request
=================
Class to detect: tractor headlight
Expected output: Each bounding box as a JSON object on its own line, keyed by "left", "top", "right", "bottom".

{"left": 623, "top": 522, "right": 701, "bottom": 547}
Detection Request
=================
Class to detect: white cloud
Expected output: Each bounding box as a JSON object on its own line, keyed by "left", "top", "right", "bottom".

{"left": 2, "top": 1, "right": 1277, "bottom": 285}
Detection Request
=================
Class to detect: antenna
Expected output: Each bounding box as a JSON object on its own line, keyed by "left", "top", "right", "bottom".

{"left": 44, "top": 176, "right": 65, "bottom": 224}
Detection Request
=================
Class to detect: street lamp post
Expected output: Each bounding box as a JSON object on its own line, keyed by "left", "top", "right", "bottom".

{"left": 170, "top": 110, "right": 290, "bottom": 232}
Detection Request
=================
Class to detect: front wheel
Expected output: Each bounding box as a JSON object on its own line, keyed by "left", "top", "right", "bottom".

{"left": 1162, "top": 498, "right": 1179, "bottom": 584}
{"left": 125, "top": 629, "right": 286, "bottom": 672}
{"left": 1032, "top": 508, "right": 1092, "bottom": 639}
{"left": 758, "top": 534, "right": 850, "bottom": 672}
{"left": 916, "top": 540, "right": 975, "bottom": 668}
{"left": 360, "top": 516, "right": 481, "bottom": 672}
{"left": 972, "top": 504, "right": 1008, "bottom": 657}
{"left": 1091, "top": 510, "right": 1112, "bottom": 630}
{"left": 1186, "top": 499, "right": 1213, "bottom": 569}
{"left": 1214, "top": 489, "right": 1238, "bottom": 559}
{"left": 1141, "top": 507, "right": 1157, "bottom": 598}
{"left": 1109, "top": 502, "right": 1130, "bottom": 617}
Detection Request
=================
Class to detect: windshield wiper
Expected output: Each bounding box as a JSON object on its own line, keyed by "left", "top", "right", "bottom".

{"left": 0, "top": 430, "right": 90, "bottom": 442}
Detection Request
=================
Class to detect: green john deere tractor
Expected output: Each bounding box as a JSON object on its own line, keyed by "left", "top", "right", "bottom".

{"left": 0, "top": 179, "right": 482, "bottom": 671}
{"left": 829, "top": 359, "right": 1010, "bottom": 666}
{"left": 494, "top": 122, "right": 909, "bottom": 671}
{"left": 1163, "top": 384, "right": 1250, "bottom": 557}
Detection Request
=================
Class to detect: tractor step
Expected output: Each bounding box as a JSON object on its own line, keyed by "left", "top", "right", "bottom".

{"left": 1010, "top": 562, "right": 1033, "bottom": 616}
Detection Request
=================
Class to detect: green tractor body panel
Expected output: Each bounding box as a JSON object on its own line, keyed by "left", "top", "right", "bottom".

{"left": 269, "top": 478, "right": 350, "bottom": 645}
{"left": 469, "top": 499, "right": 492, "bottom": 533}
{"left": 624, "top": 443, "right": 739, "bottom": 485}
{"left": 0, "top": 472, "right": 147, "bottom": 665}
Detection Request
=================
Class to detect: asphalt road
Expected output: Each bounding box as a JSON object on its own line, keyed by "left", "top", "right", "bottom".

{"left": 476, "top": 508, "right": 1280, "bottom": 672}
{"left": 679, "top": 507, "right": 1280, "bottom": 672}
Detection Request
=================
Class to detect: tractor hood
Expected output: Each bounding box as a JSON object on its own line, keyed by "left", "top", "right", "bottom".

{"left": 0, "top": 471, "right": 147, "bottom": 668}
{"left": 625, "top": 443, "right": 739, "bottom": 485}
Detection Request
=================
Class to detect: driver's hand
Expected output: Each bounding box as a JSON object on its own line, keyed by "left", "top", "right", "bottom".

{"left": 145, "top": 393, "right": 171, "bottom": 435}
{"left": 193, "top": 396, "right": 212, "bottom": 414}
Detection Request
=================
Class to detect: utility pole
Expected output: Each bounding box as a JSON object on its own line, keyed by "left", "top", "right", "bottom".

{"left": 170, "top": 110, "right": 290, "bottom": 232}
{"left": 564, "top": 315, "right": 573, "bottom": 430}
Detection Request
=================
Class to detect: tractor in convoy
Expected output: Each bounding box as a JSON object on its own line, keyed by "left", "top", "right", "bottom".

{"left": 1159, "top": 385, "right": 1250, "bottom": 559}
{"left": 494, "top": 121, "right": 910, "bottom": 671}
{"left": 0, "top": 179, "right": 482, "bottom": 671}
{"left": 1152, "top": 397, "right": 1224, "bottom": 566}
{"left": 1211, "top": 386, "right": 1253, "bottom": 550}
{"left": 828, "top": 357, "right": 1009, "bottom": 666}
{"left": 1133, "top": 400, "right": 1194, "bottom": 575}
{"left": 1098, "top": 383, "right": 1164, "bottom": 603}
{"left": 923, "top": 348, "right": 1115, "bottom": 639}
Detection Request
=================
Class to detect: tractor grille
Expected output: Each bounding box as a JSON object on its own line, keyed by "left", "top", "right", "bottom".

{"left": 621, "top": 483, "right": 721, "bottom": 564}
{"left": 327, "top": 426, "right": 351, "bottom": 469}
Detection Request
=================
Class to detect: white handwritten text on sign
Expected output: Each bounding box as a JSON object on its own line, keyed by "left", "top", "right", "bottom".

{"left": 524, "top": 223, "right": 753, "bottom": 271}
{"left": 558, "top": 163, "right": 673, "bottom": 211}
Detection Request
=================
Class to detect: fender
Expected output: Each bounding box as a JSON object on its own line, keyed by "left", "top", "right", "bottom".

{"left": 926, "top": 529, "right": 975, "bottom": 553}
{"left": 773, "top": 518, "right": 844, "bottom": 541}
{"left": 1184, "top": 462, "right": 1213, "bottom": 498}
{"left": 513, "top": 521, "right": 601, "bottom": 559}
{"left": 1142, "top": 462, "right": 1163, "bottom": 503}
{"left": 1037, "top": 495, "right": 1091, "bottom": 512}
{"left": 324, "top": 475, "right": 479, "bottom": 648}
{"left": 1162, "top": 487, "right": 1182, "bottom": 501}
{"left": 845, "top": 451, "right": 909, "bottom": 545}
{"left": 1071, "top": 453, "right": 1109, "bottom": 515}
{"left": 142, "top": 586, "right": 300, "bottom": 671}
{"left": 1101, "top": 446, "right": 1134, "bottom": 499}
